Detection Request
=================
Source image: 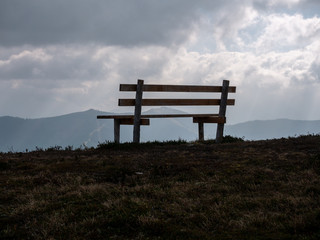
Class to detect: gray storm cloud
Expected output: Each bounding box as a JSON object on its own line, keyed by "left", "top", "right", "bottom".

{"left": 0, "top": 0, "right": 220, "bottom": 47}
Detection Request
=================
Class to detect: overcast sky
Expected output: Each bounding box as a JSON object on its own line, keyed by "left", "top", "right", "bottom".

{"left": 1, "top": 0, "right": 320, "bottom": 123}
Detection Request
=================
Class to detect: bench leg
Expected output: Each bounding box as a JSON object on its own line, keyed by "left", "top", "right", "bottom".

{"left": 114, "top": 119, "right": 120, "bottom": 143}
{"left": 198, "top": 122, "right": 204, "bottom": 141}
{"left": 216, "top": 123, "right": 224, "bottom": 143}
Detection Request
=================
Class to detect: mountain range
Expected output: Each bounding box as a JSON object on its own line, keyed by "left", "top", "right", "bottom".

{"left": 1, "top": 107, "right": 319, "bottom": 152}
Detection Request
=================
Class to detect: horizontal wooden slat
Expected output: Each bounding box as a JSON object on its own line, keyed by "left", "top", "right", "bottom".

{"left": 118, "top": 118, "right": 150, "bottom": 125}
{"left": 118, "top": 99, "right": 235, "bottom": 106}
{"left": 120, "top": 84, "right": 236, "bottom": 93}
{"left": 97, "top": 113, "right": 219, "bottom": 119}
{"left": 97, "top": 115, "right": 133, "bottom": 119}
{"left": 141, "top": 113, "right": 219, "bottom": 118}
{"left": 193, "top": 117, "right": 226, "bottom": 124}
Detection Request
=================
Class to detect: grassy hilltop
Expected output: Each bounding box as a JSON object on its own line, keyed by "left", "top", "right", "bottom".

{"left": 1, "top": 135, "right": 320, "bottom": 239}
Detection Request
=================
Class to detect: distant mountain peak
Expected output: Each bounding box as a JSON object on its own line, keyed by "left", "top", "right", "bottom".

{"left": 142, "top": 107, "right": 187, "bottom": 115}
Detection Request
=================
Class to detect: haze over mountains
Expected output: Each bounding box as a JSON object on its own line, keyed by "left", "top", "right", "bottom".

{"left": 1, "top": 107, "right": 320, "bottom": 152}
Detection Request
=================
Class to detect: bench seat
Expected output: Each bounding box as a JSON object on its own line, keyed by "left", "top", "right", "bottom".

{"left": 97, "top": 113, "right": 219, "bottom": 119}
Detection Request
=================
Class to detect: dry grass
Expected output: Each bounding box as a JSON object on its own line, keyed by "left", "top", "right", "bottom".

{"left": 1, "top": 135, "right": 320, "bottom": 239}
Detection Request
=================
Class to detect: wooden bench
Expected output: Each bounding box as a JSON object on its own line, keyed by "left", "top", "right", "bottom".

{"left": 97, "top": 79, "right": 236, "bottom": 143}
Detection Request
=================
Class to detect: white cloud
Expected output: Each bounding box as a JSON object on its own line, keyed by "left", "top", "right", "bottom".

{"left": 0, "top": 46, "right": 106, "bottom": 82}
{"left": 0, "top": 49, "right": 52, "bottom": 80}
{"left": 1, "top": 38, "right": 319, "bottom": 122}
{"left": 211, "top": 6, "right": 259, "bottom": 51}
{"left": 252, "top": 14, "right": 320, "bottom": 52}
{"left": 195, "top": 8, "right": 320, "bottom": 53}
{"left": 0, "top": 45, "right": 176, "bottom": 117}
{"left": 157, "top": 44, "right": 320, "bottom": 122}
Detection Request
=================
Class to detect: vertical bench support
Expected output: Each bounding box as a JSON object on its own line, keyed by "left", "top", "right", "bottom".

{"left": 198, "top": 122, "right": 204, "bottom": 141}
{"left": 216, "top": 80, "right": 229, "bottom": 143}
{"left": 133, "top": 79, "right": 144, "bottom": 143}
{"left": 114, "top": 119, "right": 120, "bottom": 143}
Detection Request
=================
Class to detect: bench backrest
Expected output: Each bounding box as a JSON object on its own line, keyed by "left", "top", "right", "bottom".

{"left": 118, "top": 79, "right": 236, "bottom": 143}
{"left": 118, "top": 81, "right": 236, "bottom": 107}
